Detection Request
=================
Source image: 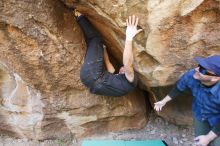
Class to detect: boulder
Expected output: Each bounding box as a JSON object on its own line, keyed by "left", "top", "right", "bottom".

{"left": 0, "top": 0, "right": 220, "bottom": 140}
{"left": 0, "top": 0, "right": 147, "bottom": 140}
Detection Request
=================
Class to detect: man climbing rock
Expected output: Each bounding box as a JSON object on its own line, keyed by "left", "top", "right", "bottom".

{"left": 74, "top": 11, "right": 142, "bottom": 96}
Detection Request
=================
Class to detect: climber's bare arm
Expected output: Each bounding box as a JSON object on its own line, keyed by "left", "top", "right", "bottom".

{"left": 103, "top": 46, "right": 115, "bottom": 73}
{"left": 123, "top": 15, "right": 142, "bottom": 82}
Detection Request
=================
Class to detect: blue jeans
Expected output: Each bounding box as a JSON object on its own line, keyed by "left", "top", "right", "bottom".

{"left": 78, "top": 16, "right": 104, "bottom": 88}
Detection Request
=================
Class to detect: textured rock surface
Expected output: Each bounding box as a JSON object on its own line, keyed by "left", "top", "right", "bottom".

{"left": 0, "top": 0, "right": 147, "bottom": 140}
{"left": 0, "top": 0, "right": 220, "bottom": 140}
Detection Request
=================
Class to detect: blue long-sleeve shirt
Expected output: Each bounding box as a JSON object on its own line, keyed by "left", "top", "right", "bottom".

{"left": 168, "top": 69, "right": 220, "bottom": 136}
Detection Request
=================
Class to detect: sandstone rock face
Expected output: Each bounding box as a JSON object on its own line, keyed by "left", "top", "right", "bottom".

{"left": 0, "top": 0, "right": 147, "bottom": 140}
{"left": 0, "top": 0, "right": 220, "bottom": 140}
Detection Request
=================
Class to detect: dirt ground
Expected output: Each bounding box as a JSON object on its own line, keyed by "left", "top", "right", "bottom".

{"left": 0, "top": 112, "right": 195, "bottom": 146}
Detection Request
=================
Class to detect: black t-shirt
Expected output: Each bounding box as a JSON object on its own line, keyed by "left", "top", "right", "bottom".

{"left": 90, "top": 71, "right": 138, "bottom": 96}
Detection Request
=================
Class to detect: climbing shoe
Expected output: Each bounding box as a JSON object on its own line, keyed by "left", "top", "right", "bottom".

{"left": 73, "top": 9, "right": 79, "bottom": 18}
{"left": 61, "top": 0, "right": 79, "bottom": 11}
